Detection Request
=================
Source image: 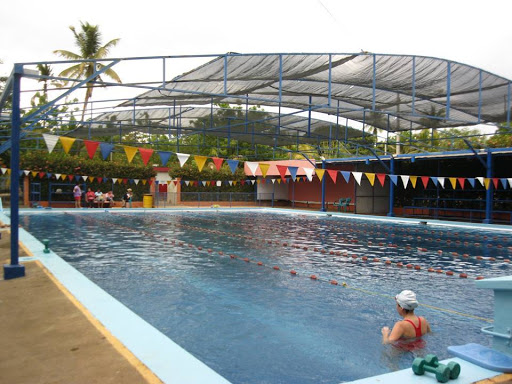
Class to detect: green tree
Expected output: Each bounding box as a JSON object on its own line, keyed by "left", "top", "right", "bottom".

{"left": 53, "top": 22, "right": 122, "bottom": 122}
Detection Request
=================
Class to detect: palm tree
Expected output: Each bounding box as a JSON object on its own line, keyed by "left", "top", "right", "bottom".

{"left": 53, "top": 22, "right": 121, "bottom": 122}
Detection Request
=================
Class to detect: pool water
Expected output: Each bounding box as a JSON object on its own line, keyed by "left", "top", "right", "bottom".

{"left": 20, "top": 210, "right": 512, "bottom": 383}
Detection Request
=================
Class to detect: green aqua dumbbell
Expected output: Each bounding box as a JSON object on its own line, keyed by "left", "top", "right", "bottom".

{"left": 412, "top": 357, "right": 450, "bottom": 383}
{"left": 424, "top": 354, "right": 461, "bottom": 380}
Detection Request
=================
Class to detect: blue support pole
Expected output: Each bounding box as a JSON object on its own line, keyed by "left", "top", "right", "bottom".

{"left": 4, "top": 64, "right": 25, "bottom": 280}
{"left": 484, "top": 151, "right": 493, "bottom": 224}
{"left": 320, "top": 160, "right": 326, "bottom": 212}
{"left": 387, "top": 157, "right": 395, "bottom": 217}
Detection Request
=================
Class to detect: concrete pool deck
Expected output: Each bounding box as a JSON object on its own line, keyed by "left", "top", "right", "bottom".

{"left": 1, "top": 208, "right": 512, "bottom": 383}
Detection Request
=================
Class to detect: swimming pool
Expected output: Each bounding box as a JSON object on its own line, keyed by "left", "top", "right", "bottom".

{"left": 19, "top": 209, "right": 512, "bottom": 383}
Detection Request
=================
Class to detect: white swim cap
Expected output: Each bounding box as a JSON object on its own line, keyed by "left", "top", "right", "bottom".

{"left": 395, "top": 290, "right": 418, "bottom": 310}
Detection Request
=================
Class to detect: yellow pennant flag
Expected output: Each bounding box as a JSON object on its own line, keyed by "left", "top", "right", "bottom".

{"left": 61, "top": 174, "right": 67, "bottom": 180}
{"left": 277, "top": 178, "right": 281, "bottom": 184}
{"left": 88, "top": 176, "right": 95, "bottom": 182}
{"left": 410, "top": 176, "right": 418, "bottom": 188}
{"left": 31, "top": 171, "right": 38, "bottom": 178}
{"left": 233, "top": 181, "right": 237, "bottom": 186}
{"left": 449, "top": 177, "right": 457, "bottom": 189}
{"left": 256, "top": 179, "right": 261, "bottom": 184}
{"left": 259, "top": 163, "right": 271, "bottom": 178}
{"left": 365, "top": 172, "right": 375, "bottom": 186}
{"left": 484, "top": 178, "right": 491, "bottom": 190}
{"left": 59, "top": 136, "right": 76, "bottom": 154}
{"left": 315, "top": 169, "right": 325, "bottom": 181}
{"left": 142, "top": 180, "right": 147, "bottom": 185}
{"left": 194, "top": 156, "right": 208, "bottom": 172}
{"left": 123, "top": 146, "right": 138, "bottom": 163}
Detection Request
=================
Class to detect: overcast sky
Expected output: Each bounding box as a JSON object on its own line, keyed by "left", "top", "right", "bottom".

{"left": 2, "top": 0, "right": 511, "bottom": 80}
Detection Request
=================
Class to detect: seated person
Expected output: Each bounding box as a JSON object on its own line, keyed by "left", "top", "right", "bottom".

{"left": 95, "top": 189, "right": 104, "bottom": 208}
{"left": 86, "top": 188, "right": 96, "bottom": 208}
{"left": 104, "top": 191, "right": 114, "bottom": 206}
{"left": 381, "top": 290, "right": 431, "bottom": 349}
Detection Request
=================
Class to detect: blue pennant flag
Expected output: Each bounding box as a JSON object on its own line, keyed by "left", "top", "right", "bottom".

{"left": 389, "top": 175, "right": 398, "bottom": 186}
{"left": 75, "top": 175, "right": 81, "bottom": 181}
{"left": 501, "top": 178, "right": 508, "bottom": 189}
{"left": 430, "top": 177, "right": 438, "bottom": 186}
{"left": 47, "top": 173, "right": 52, "bottom": 178}
{"left": 340, "top": 171, "right": 351, "bottom": 183}
{"left": 100, "top": 143, "right": 115, "bottom": 160}
{"left": 467, "top": 178, "right": 475, "bottom": 188}
{"left": 227, "top": 159, "right": 239, "bottom": 174}
{"left": 158, "top": 151, "right": 173, "bottom": 166}
{"left": 288, "top": 166, "right": 298, "bottom": 181}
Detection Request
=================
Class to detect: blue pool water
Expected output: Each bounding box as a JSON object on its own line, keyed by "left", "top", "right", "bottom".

{"left": 20, "top": 210, "right": 512, "bottom": 383}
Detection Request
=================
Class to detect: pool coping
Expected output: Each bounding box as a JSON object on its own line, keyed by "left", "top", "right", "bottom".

{"left": 3, "top": 207, "right": 511, "bottom": 384}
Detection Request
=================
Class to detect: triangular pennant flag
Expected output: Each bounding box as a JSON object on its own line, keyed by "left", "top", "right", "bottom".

{"left": 400, "top": 175, "right": 410, "bottom": 188}
{"left": 112, "top": 178, "right": 118, "bottom": 184}
{"left": 158, "top": 151, "right": 173, "bottom": 166}
{"left": 467, "top": 178, "right": 475, "bottom": 188}
{"left": 216, "top": 181, "right": 222, "bottom": 187}
{"left": 176, "top": 153, "right": 190, "bottom": 167}
{"left": 327, "top": 170, "right": 338, "bottom": 184}
{"left": 42, "top": 134, "right": 59, "bottom": 153}
{"left": 61, "top": 174, "right": 67, "bottom": 180}
{"left": 288, "top": 166, "right": 298, "bottom": 182}
{"left": 389, "top": 175, "right": 398, "bottom": 186}
{"left": 96, "top": 177, "right": 103, "bottom": 183}
{"left": 134, "top": 179, "right": 140, "bottom": 185}
{"left": 139, "top": 148, "right": 154, "bottom": 166}
{"left": 457, "top": 178, "right": 466, "bottom": 190}
{"left": 271, "top": 179, "right": 276, "bottom": 184}
{"left": 256, "top": 179, "right": 262, "bottom": 184}
{"left": 500, "top": 178, "right": 508, "bottom": 189}
{"left": 438, "top": 177, "right": 445, "bottom": 189}
{"left": 246, "top": 162, "right": 259, "bottom": 177}
{"left": 259, "top": 163, "right": 270, "bottom": 178}
{"left": 277, "top": 179, "right": 281, "bottom": 184}
{"left": 212, "top": 157, "right": 224, "bottom": 171}
{"left": 410, "top": 176, "right": 418, "bottom": 188}
{"left": 55, "top": 173, "right": 61, "bottom": 180}
{"left": 82, "top": 175, "right": 88, "bottom": 181}
{"left": 276, "top": 165, "right": 288, "bottom": 181}
{"left": 304, "top": 168, "right": 315, "bottom": 182}
{"left": 227, "top": 159, "right": 239, "bottom": 174}
{"left": 46, "top": 173, "right": 51, "bottom": 178}
{"left": 448, "top": 177, "right": 457, "bottom": 189}
{"left": 250, "top": 180, "right": 256, "bottom": 185}
{"left": 228, "top": 180, "right": 233, "bottom": 186}
{"left": 123, "top": 146, "right": 138, "bottom": 163}
{"left": 341, "top": 171, "right": 351, "bottom": 183}
{"left": 100, "top": 143, "right": 114, "bottom": 160}
{"left": 484, "top": 178, "right": 491, "bottom": 190}
{"left": 31, "top": 171, "right": 37, "bottom": 177}
{"left": 59, "top": 136, "right": 76, "bottom": 154}
{"left": 1, "top": 168, "right": 7, "bottom": 175}
{"left": 194, "top": 155, "right": 208, "bottom": 172}
{"left": 508, "top": 178, "right": 512, "bottom": 188}
{"left": 38, "top": 172, "right": 45, "bottom": 178}
{"left": 492, "top": 178, "right": 499, "bottom": 189}
{"left": 23, "top": 170, "right": 30, "bottom": 176}
{"left": 202, "top": 181, "right": 207, "bottom": 187}
{"left": 421, "top": 176, "right": 429, "bottom": 189}
{"left": 476, "top": 177, "right": 484, "bottom": 187}
{"left": 75, "top": 175, "right": 80, "bottom": 181}
{"left": 185, "top": 180, "right": 190, "bottom": 186}
{"left": 88, "top": 176, "right": 95, "bottom": 182}
{"left": 315, "top": 169, "right": 325, "bottom": 182}
{"left": 18, "top": 170, "right": 24, "bottom": 177}
{"left": 365, "top": 172, "right": 375, "bottom": 186}
{"left": 68, "top": 175, "right": 74, "bottom": 181}
{"left": 84, "top": 140, "right": 100, "bottom": 159}
{"left": 352, "top": 172, "right": 363, "bottom": 186}
{"left": 376, "top": 173, "right": 386, "bottom": 187}
{"left": 430, "top": 177, "right": 438, "bottom": 187}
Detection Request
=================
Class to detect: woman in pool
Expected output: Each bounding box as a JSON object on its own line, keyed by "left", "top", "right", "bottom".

{"left": 381, "top": 290, "right": 431, "bottom": 348}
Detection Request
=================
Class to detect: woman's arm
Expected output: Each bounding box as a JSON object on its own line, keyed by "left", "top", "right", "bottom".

{"left": 381, "top": 322, "right": 404, "bottom": 344}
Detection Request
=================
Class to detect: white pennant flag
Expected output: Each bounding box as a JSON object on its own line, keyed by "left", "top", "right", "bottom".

{"left": 176, "top": 153, "right": 190, "bottom": 167}
{"left": 202, "top": 181, "right": 207, "bottom": 186}
{"left": 134, "top": 179, "right": 140, "bottom": 185}
{"left": 185, "top": 181, "right": 190, "bottom": 186}
{"left": 228, "top": 181, "right": 233, "bottom": 186}
{"left": 508, "top": 178, "right": 512, "bottom": 188}
{"left": 352, "top": 172, "right": 363, "bottom": 186}
{"left": 112, "top": 178, "right": 118, "bottom": 183}
{"left": 250, "top": 180, "right": 256, "bottom": 185}
{"left": 400, "top": 175, "right": 410, "bottom": 189}
{"left": 216, "top": 181, "right": 222, "bottom": 187}
{"left": 23, "top": 170, "right": 30, "bottom": 176}
{"left": 476, "top": 177, "right": 484, "bottom": 187}
{"left": 304, "top": 168, "right": 315, "bottom": 182}
{"left": 81, "top": 175, "right": 88, "bottom": 181}
{"left": 42, "top": 134, "right": 59, "bottom": 153}
{"left": 271, "top": 179, "right": 276, "bottom": 184}
{"left": 246, "top": 162, "right": 259, "bottom": 176}
{"left": 55, "top": 173, "right": 61, "bottom": 180}
{"left": 1, "top": 168, "right": 7, "bottom": 174}
{"left": 437, "top": 177, "right": 446, "bottom": 189}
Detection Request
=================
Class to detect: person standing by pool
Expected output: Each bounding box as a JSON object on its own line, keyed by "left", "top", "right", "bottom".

{"left": 381, "top": 290, "right": 431, "bottom": 346}
{"left": 73, "top": 183, "right": 82, "bottom": 208}
{"left": 122, "top": 188, "right": 132, "bottom": 208}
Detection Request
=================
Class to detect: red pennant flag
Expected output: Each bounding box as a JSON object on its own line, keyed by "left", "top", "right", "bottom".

{"left": 276, "top": 165, "right": 288, "bottom": 182}
{"left": 97, "top": 177, "right": 103, "bottom": 183}
{"left": 139, "top": 148, "right": 154, "bottom": 166}
{"left": 457, "top": 178, "right": 466, "bottom": 190}
{"left": 123, "top": 178, "right": 128, "bottom": 184}
{"left": 39, "top": 172, "right": 45, "bottom": 178}
{"left": 421, "top": 176, "right": 430, "bottom": 189}
{"left": 492, "top": 178, "right": 499, "bottom": 189}
{"left": 327, "top": 170, "right": 338, "bottom": 184}
{"left": 148, "top": 179, "right": 153, "bottom": 185}
{"left": 68, "top": 175, "right": 74, "bottom": 181}
{"left": 173, "top": 180, "right": 178, "bottom": 186}
{"left": 84, "top": 140, "right": 100, "bottom": 159}
{"left": 261, "top": 178, "right": 266, "bottom": 184}
{"left": 212, "top": 157, "right": 224, "bottom": 171}
{"left": 241, "top": 180, "right": 246, "bottom": 186}
{"left": 377, "top": 174, "right": 386, "bottom": 187}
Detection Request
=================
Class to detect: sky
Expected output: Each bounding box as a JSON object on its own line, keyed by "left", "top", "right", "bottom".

{"left": 2, "top": 0, "right": 511, "bottom": 78}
